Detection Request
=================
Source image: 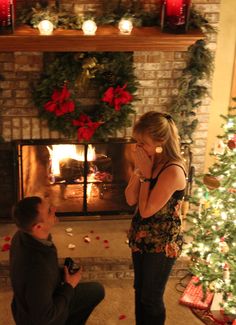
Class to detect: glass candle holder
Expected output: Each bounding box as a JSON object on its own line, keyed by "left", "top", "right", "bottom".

{"left": 161, "top": 0, "right": 191, "bottom": 34}
{"left": 38, "top": 20, "right": 54, "bottom": 35}
{"left": 0, "top": 0, "right": 14, "bottom": 34}
{"left": 82, "top": 20, "right": 97, "bottom": 35}
{"left": 118, "top": 19, "right": 133, "bottom": 35}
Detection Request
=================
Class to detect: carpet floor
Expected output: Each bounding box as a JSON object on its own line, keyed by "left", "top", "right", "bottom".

{"left": 0, "top": 278, "right": 204, "bottom": 325}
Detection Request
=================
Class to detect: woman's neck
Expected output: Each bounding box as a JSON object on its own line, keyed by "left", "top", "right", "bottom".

{"left": 153, "top": 154, "right": 168, "bottom": 167}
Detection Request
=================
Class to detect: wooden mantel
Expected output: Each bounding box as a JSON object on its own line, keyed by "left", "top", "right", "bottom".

{"left": 0, "top": 25, "right": 203, "bottom": 52}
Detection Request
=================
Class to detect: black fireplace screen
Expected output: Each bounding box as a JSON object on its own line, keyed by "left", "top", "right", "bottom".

{"left": 16, "top": 139, "right": 136, "bottom": 217}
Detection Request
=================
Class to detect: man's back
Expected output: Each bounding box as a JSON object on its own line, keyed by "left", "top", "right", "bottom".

{"left": 10, "top": 230, "right": 72, "bottom": 325}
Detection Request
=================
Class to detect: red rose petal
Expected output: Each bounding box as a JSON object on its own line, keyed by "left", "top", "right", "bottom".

{"left": 4, "top": 236, "right": 11, "bottom": 241}
{"left": 103, "top": 240, "right": 109, "bottom": 244}
{"left": 90, "top": 230, "right": 94, "bottom": 234}
{"left": 104, "top": 245, "right": 110, "bottom": 249}
{"left": 95, "top": 236, "right": 100, "bottom": 240}
{"left": 2, "top": 243, "right": 11, "bottom": 251}
{"left": 119, "top": 314, "right": 126, "bottom": 320}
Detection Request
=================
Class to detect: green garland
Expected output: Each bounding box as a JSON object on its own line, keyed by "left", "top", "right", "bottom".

{"left": 169, "top": 39, "right": 213, "bottom": 141}
{"left": 33, "top": 52, "right": 138, "bottom": 141}
{"left": 19, "top": 2, "right": 215, "bottom": 142}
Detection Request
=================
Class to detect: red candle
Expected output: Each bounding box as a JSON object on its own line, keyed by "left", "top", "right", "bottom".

{"left": 166, "top": 0, "right": 183, "bottom": 16}
{"left": 0, "top": 0, "right": 10, "bottom": 24}
{"left": 0, "top": 0, "right": 14, "bottom": 33}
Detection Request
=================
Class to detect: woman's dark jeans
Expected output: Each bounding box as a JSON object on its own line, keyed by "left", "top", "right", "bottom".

{"left": 132, "top": 252, "right": 176, "bottom": 325}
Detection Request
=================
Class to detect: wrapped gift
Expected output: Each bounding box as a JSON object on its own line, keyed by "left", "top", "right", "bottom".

{"left": 179, "top": 276, "right": 214, "bottom": 309}
{"left": 210, "top": 293, "right": 235, "bottom": 325}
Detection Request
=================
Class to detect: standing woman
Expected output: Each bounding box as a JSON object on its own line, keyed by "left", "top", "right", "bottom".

{"left": 125, "top": 111, "right": 186, "bottom": 325}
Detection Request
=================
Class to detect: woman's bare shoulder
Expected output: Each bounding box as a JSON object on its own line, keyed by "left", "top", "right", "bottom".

{"left": 165, "top": 160, "right": 186, "bottom": 173}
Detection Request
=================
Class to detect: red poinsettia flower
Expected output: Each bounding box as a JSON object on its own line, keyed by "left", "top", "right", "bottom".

{"left": 73, "top": 114, "right": 102, "bottom": 141}
{"left": 102, "top": 84, "right": 132, "bottom": 111}
{"left": 44, "top": 84, "right": 75, "bottom": 117}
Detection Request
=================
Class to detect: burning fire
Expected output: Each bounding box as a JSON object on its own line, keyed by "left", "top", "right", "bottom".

{"left": 47, "top": 144, "right": 96, "bottom": 176}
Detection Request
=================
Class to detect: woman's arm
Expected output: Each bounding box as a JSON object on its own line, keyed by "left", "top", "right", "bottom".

{"left": 139, "top": 166, "right": 186, "bottom": 218}
{"left": 125, "top": 172, "right": 141, "bottom": 206}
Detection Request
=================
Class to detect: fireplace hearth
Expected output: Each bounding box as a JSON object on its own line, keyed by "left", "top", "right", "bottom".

{"left": 15, "top": 139, "right": 136, "bottom": 218}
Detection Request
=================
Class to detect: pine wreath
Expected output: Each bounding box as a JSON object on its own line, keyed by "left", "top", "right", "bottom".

{"left": 33, "top": 52, "right": 138, "bottom": 141}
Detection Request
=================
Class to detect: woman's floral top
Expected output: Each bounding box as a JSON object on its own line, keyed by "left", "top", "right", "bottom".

{"left": 128, "top": 164, "right": 186, "bottom": 258}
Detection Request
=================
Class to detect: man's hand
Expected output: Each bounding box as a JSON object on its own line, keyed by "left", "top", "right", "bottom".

{"left": 64, "top": 266, "right": 82, "bottom": 288}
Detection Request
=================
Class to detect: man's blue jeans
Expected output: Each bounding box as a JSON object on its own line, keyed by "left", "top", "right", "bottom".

{"left": 132, "top": 252, "right": 176, "bottom": 325}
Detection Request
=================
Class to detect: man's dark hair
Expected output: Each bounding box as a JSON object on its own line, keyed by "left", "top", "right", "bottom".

{"left": 12, "top": 196, "right": 42, "bottom": 231}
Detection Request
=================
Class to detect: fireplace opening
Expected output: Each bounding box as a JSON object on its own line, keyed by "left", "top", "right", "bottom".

{"left": 15, "top": 139, "right": 136, "bottom": 218}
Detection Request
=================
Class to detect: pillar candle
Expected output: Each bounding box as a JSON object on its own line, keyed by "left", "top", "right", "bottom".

{"left": 0, "top": 0, "right": 14, "bottom": 33}
{"left": 0, "top": 0, "right": 11, "bottom": 26}
{"left": 166, "top": 0, "right": 183, "bottom": 16}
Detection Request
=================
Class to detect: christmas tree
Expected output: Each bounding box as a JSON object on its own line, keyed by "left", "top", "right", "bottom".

{"left": 184, "top": 101, "right": 236, "bottom": 316}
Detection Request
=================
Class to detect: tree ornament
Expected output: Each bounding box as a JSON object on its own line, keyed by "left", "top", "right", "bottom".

{"left": 227, "top": 134, "right": 236, "bottom": 150}
{"left": 213, "top": 139, "right": 225, "bottom": 155}
{"left": 203, "top": 174, "right": 220, "bottom": 190}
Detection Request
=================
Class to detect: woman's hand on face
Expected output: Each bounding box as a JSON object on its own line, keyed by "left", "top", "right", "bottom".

{"left": 135, "top": 146, "right": 154, "bottom": 178}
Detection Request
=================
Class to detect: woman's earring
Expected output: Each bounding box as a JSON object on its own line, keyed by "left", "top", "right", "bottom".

{"left": 155, "top": 146, "right": 163, "bottom": 154}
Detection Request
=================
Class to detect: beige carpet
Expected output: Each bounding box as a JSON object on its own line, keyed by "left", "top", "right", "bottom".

{"left": 0, "top": 278, "right": 203, "bottom": 325}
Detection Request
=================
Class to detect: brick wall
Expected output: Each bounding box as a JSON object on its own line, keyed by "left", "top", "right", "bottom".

{"left": 0, "top": 0, "right": 221, "bottom": 178}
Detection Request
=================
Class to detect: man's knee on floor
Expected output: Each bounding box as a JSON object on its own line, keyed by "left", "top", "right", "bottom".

{"left": 90, "top": 282, "right": 105, "bottom": 303}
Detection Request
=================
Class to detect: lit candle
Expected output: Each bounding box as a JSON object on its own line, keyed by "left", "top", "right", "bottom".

{"left": 38, "top": 20, "right": 54, "bottom": 35}
{"left": 118, "top": 19, "right": 133, "bottom": 35}
{"left": 166, "top": 0, "right": 183, "bottom": 16}
{"left": 82, "top": 20, "right": 97, "bottom": 35}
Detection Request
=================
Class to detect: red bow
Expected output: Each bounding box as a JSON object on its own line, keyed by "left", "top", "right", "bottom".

{"left": 102, "top": 84, "right": 132, "bottom": 111}
{"left": 44, "top": 84, "right": 75, "bottom": 116}
{"left": 73, "top": 114, "right": 102, "bottom": 141}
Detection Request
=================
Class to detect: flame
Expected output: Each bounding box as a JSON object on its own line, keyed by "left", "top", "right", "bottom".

{"left": 47, "top": 144, "right": 96, "bottom": 176}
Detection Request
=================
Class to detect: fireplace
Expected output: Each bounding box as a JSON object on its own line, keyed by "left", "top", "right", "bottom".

{"left": 15, "top": 139, "right": 136, "bottom": 218}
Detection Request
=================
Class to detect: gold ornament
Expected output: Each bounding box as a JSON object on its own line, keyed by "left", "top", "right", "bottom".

{"left": 203, "top": 174, "right": 220, "bottom": 190}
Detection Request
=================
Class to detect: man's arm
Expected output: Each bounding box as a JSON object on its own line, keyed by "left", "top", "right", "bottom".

{"left": 25, "top": 264, "right": 74, "bottom": 325}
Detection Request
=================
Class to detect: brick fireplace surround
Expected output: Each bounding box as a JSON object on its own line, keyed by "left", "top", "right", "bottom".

{"left": 0, "top": 0, "right": 221, "bottom": 220}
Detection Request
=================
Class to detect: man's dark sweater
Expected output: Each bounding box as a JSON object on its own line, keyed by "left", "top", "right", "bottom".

{"left": 10, "top": 230, "right": 74, "bottom": 325}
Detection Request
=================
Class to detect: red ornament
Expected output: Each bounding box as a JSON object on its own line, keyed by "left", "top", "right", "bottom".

{"left": 44, "top": 84, "right": 75, "bottom": 117}
{"left": 118, "top": 314, "right": 126, "bottom": 320}
{"left": 102, "top": 84, "right": 132, "bottom": 111}
{"left": 227, "top": 134, "right": 236, "bottom": 150}
{"left": 73, "top": 114, "right": 102, "bottom": 141}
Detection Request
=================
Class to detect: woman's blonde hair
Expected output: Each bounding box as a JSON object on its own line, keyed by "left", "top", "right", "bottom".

{"left": 133, "top": 111, "right": 183, "bottom": 163}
